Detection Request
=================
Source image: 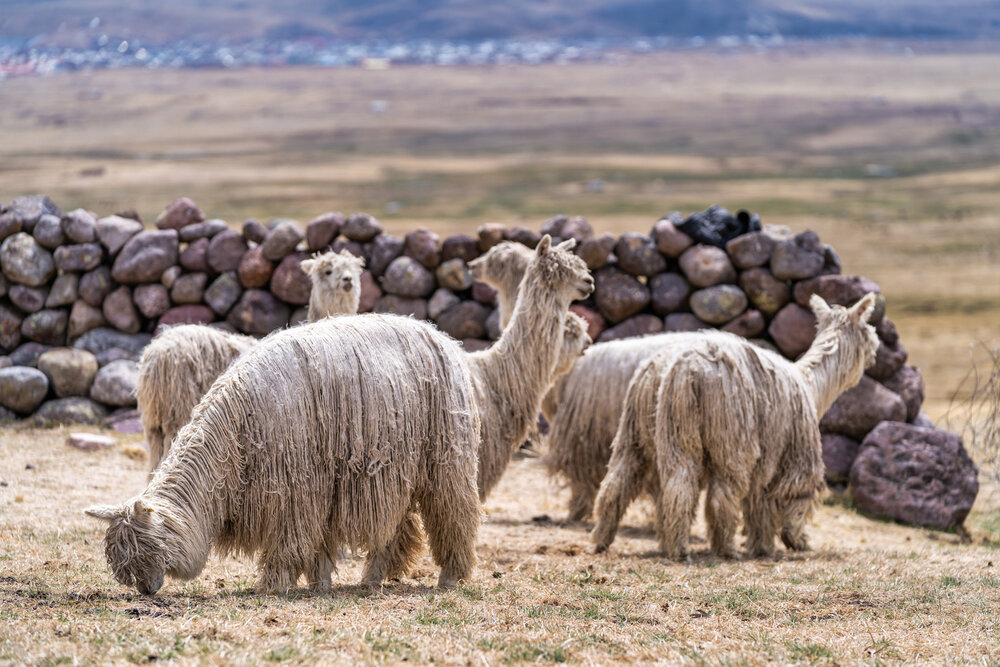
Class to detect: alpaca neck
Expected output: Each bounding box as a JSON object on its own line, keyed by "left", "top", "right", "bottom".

{"left": 470, "top": 277, "right": 565, "bottom": 497}
{"left": 496, "top": 273, "right": 525, "bottom": 329}
{"left": 795, "top": 325, "right": 864, "bottom": 416}
{"left": 308, "top": 289, "right": 355, "bottom": 321}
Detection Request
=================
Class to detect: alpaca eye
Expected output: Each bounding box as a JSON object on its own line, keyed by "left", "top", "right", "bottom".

{"left": 324, "top": 270, "right": 332, "bottom": 276}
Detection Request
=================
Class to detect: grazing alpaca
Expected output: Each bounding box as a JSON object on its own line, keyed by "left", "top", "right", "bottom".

{"left": 88, "top": 315, "right": 483, "bottom": 594}
{"left": 362, "top": 237, "right": 594, "bottom": 583}
{"left": 137, "top": 249, "right": 365, "bottom": 472}
{"left": 591, "top": 294, "right": 879, "bottom": 559}
{"left": 468, "top": 241, "right": 534, "bottom": 328}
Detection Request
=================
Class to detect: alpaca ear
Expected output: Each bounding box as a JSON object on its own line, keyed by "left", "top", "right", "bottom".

{"left": 850, "top": 292, "right": 878, "bottom": 324}
{"left": 556, "top": 238, "right": 577, "bottom": 251}
{"left": 133, "top": 498, "right": 155, "bottom": 522}
{"left": 85, "top": 505, "right": 120, "bottom": 522}
{"left": 808, "top": 294, "right": 832, "bottom": 319}
{"left": 536, "top": 235, "right": 552, "bottom": 255}
{"left": 300, "top": 259, "right": 316, "bottom": 276}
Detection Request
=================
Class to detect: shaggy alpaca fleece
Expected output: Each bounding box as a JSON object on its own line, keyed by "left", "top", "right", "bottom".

{"left": 591, "top": 294, "right": 879, "bottom": 560}
{"left": 90, "top": 314, "right": 483, "bottom": 594}
{"left": 138, "top": 249, "right": 364, "bottom": 472}
{"left": 468, "top": 241, "right": 534, "bottom": 328}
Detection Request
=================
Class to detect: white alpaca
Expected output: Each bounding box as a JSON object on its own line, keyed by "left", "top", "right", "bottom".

{"left": 591, "top": 294, "right": 879, "bottom": 559}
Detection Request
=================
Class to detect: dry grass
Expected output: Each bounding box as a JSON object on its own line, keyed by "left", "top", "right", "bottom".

{"left": 1, "top": 427, "right": 998, "bottom": 665}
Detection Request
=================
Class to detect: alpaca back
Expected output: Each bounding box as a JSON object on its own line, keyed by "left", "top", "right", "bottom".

{"left": 167, "top": 314, "right": 480, "bottom": 565}
{"left": 137, "top": 325, "right": 257, "bottom": 471}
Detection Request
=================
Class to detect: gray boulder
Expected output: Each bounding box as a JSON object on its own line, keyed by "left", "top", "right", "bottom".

{"left": 820, "top": 376, "right": 907, "bottom": 440}
{"left": 690, "top": 285, "right": 747, "bottom": 325}
{"left": 37, "top": 348, "right": 99, "bottom": 398}
{"left": 61, "top": 208, "right": 98, "bottom": 243}
{"left": 1, "top": 233, "right": 56, "bottom": 286}
{"left": 33, "top": 397, "right": 108, "bottom": 425}
{"left": 678, "top": 245, "right": 737, "bottom": 287}
{"left": 21, "top": 309, "right": 68, "bottom": 346}
{"left": 96, "top": 215, "right": 144, "bottom": 256}
{"left": 90, "top": 359, "right": 139, "bottom": 407}
{"left": 111, "top": 230, "right": 179, "bottom": 283}
{"left": 594, "top": 267, "right": 649, "bottom": 323}
{"left": 0, "top": 366, "right": 49, "bottom": 413}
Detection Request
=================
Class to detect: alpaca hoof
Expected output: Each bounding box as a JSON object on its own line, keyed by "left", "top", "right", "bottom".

{"left": 781, "top": 532, "right": 810, "bottom": 552}
{"left": 592, "top": 544, "right": 608, "bottom": 555}
{"left": 437, "top": 574, "right": 459, "bottom": 589}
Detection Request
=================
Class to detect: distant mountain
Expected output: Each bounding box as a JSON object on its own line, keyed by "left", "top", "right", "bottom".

{"left": 1, "top": 0, "right": 998, "bottom": 45}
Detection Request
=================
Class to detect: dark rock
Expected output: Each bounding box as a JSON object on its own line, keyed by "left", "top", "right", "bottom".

{"left": 540, "top": 215, "right": 568, "bottom": 238}
{"left": 472, "top": 281, "right": 497, "bottom": 306}
{"left": 435, "top": 258, "right": 473, "bottom": 292}
{"left": 373, "top": 295, "right": 428, "bottom": 320}
{"left": 157, "top": 305, "right": 216, "bottom": 331}
{"left": 33, "top": 397, "right": 107, "bottom": 425}
{"left": 114, "top": 209, "right": 142, "bottom": 223}
{"left": 820, "top": 375, "right": 907, "bottom": 440}
{"left": 260, "top": 221, "right": 304, "bottom": 262}
{"left": 61, "top": 208, "right": 97, "bottom": 243}
{"left": 569, "top": 305, "right": 606, "bottom": 341}
{"left": 722, "top": 309, "right": 766, "bottom": 338}
{"left": 1, "top": 233, "right": 56, "bottom": 286}
{"left": 821, "top": 245, "right": 842, "bottom": 276}
{"left": 725, "top": 231, "right": 775, "bottom": 269}
{"left": 96, "top": 347, "right": 140, "bottom": 367}
{"left": 79, "top": 267, "right": 113, "bottom": 307}
{"left": 404, "top": 228, "right": 442, "bottom": 268}
{"left": 10, "top": 342, "right": 51, "bottom": 367}
{"left": 3, "top": 195, "right": 61, "bottom": 235}
{"left": 913, "top": 412, "right": 934, "bottom": 429}
{"left": 477, "top": 223, "right": 506, "bottom": 251}
{"left": 436, "top": 301, "right": 491, "bottom": 339}
{"left": 341, "top": 213, "right": 382, "bottom": 242}
{"left": 560, "top": 216, "right": 594, "bottom": 244}
{"left": 227, "top": 290, "right": 290, "bottom": 335}
{"left": 359, "top": 271, "right": 381, "bottom": 312}
{"left": 237, "top": 246, "right": 274, "bottom": 289}
{"left": 54, "top": 243, "right": 103, "bottom": 272}
{"left": 850, "top": 422, "right": 978, "bottom": 530}
{"left": 677, "top": 205, "right": 759, "bottom": 248}
{"left": 242, "top": 218, "right": 268, "bottom": 244}
{"left": 21, "top": 309, "right": 68, "bottom": 345}
{"left": 45, "top": 273, "right": 78, "bottom": 308}
{"left": 679, "top": 245, "right": 737, "bottom": 287}
{"left": 428, "top": 289, "right": 461, "bottom": 321}
{"left": 90, "top": 359, "right": 139, "bottom": 407}
{"left": 0, "top": 209, "right": 24, "bottom": 242}
{"left": 9, "top": 285, "right": 47, "bottom": 313}
{"left": 382, "top": 257, "right": 435, "bottom": 298}
{"left": 664, "top": 312, "right": 708, "bottom": 332}
{"left": 271, "top": 253, "right": 311, "bottom": 305}
{"left": 37, "top": 348, "right": 99, "bottom": 398}
{"left": 289, "top": 307, "right": 309, "bottom": 327}
{"left": 0, "top": 366, "right": 49, "bottom": 413}
{"left": 768, "top": 303, "right": 816, "bottom": 358}
{"left": 112, "top": 230, "right": 179, "bottom": 283}
{"left": 305, "top": 212, "right": 344, "bottom": 251}
{"left": 0, "top": 405, "right": 13, "bottom": 422}
{"left": 504, "top": 226, "right": 541, "bottom": 249}
{"left": 770, "top": 230, "right": 825, "bottom": 281}
{"left": 441, "top": 234, "right": 480, "bottom": 262}
{"left": 170, "top": 272, "right": 208, "bottom": 305}
{"left": 67, "top": 301, "right": 106, "bottom": 340}
{"left": 96, "top": 215, "right": 143, "bottom": 256}
{"left": 179, "top": 237, "right": 211, "bottom": 273}
{"left": 364, "top": 234, "right": 404, "bottom": 277}
{"left": 133, "top": 284, "right": 171, "bottom": 319}
{"left": 690, "top": 285, "right": 748, "bottom": 325}
{"left": 739, "top": 268, "right": 790, "bottom": 316}
{"left": 74, "top": 327, "right": 151, "bottom": 356}
{"left": 204, "top": 272, "right": 242, "bottom": 315}
{"left": 594, "top": 267, "right": 649, "bottom": 323}
{"left": 876, "top": 317, "right": 899, "bottom": 345}
{"left": 331, "top": 238, "right": 364, "bottom": 259}
{"left": 486, "top": 308, "right": 501, "bottom": 340}
{"left": 103, "top": 286, "right": 141, "bottom": 334}
{"left": 793, "top": 275, "right": 881, "bottom": 308}
{"left": 597, "top": 314, "right": 663, "bottom": 342}
{"left": 866, "top": 339, "right": 908, "bottom": 382}
{"left": 615, "top": 232, "right": 667, "bottom": 277}
{"left": 882, "top": 365, "right": 925, "bottom": 422}
{"left": 577, "top": 232, "right": 617, "bottom": 270}
{"left": 461, "top": 339, "right": 492, "bottom": 352}
{"left": 822, "top": 433, "right": 861, "bottom": 484}
{"left": 155, "top": 197, "right": 204, "bottom": 231}
{"left": 207, "top": 230, "right": 248, "bottom": 273}
{"left": 178, "top": 218, "right": 228, "bottom": 242}
{"left": 32, "top": 214, "right": 65, "bottom": 249}
{"left": 652, "top": 217, "right": 694, "bottom": 258}
{"left": 0, "top": 304, "right": 23, "bottom": 351}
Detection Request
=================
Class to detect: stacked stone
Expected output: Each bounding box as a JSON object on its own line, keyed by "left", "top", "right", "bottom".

{"left": 0, "top": 196, "right": 977, "bottom": 529}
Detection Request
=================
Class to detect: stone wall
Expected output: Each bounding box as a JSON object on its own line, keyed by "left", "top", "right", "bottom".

{"left": 0, "top": 195, "right": 978, "bottom": 528}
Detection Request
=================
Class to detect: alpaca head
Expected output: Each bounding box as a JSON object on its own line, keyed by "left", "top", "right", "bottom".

{"left": 554, "top": 311, "right": 591, "bottom": 377}
{"left": 468, "top": 241, "right": 533, "bottom": 291}
{"left": 301, "top": 249, "right": 365, "bottom": 314}
{"left": 524, "top": 235, "right": 594, "bottom": 305}
{"left": 86, "top": 498, "right": 194, "bottom": 596}
{"left": 809, "top": 291, "right": 880, "bottom": 372}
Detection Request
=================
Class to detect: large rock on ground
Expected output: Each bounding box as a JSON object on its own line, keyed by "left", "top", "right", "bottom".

{"left": 615, "top": 232, "right": 667, "bottom": 276}
{"left": 33, "top": 397, "right": 108, "bottom": 425}
{"left": 822, "top": 433, "right": 861, "bottom": 484}
{"left": 90, "top": 359, "right": 139, "bottom": 407}
{"left": 477, "top": 223, "right": 506, "bottom": 251}
{"left": 342, "top": 213, "right": 382, "bottom": 242}
{"left": 850, "top": 422, "right": 979, "bottom": 529}
{"left": 227, "top": 290, "right": 290, "bottom": 335}
{"left": 770, "top": 230, "right": 825, "bottom": 281}
{"left": 37, "top": 348, "right": 99, "bottom": 398}
{"left": 155, "top": 197, "right": 204, "bottom": 230}
{"left": 882, "top": 365, "right": 925, "bottom": 422}
{"left": 305, "top": 212, "right": 344, "bottom": 251}
{"left": 689, "top": 285, "right": 747, "bottom": 325}
{"left": 594, "top": 267, "right": 649, "bottom": 323}
{"left": 678, "top": 245, "right": 737, "bottom": 287}
{"left": 242, "top": 218, "right": 268, "bottom": 244}
{"left": 382, "top": 257, "right": 435, "bottom": 298}
{"left": 820, "top": 375, "right": 907, "bottom": 440}
{"left": 768, "top": 303, "right": 816, "bottom": 358}
{"left": 111, "top": 230, "right": 179, "bottom": 283}
{"left": 1, "top": 233, "right": 55, "bottom": 286}
{"left": 0, "top": 366, "right": 49, "bottom": 413}
{"left": 428, "top": 289, "right": 461, "bottom": 321}
{"left": 725, "top": 231, "right": 775, "bottom": 269}
{"left": 260, "top": 221, "right": 304, "bottom": 262}
{"left": 597, "top": 314, "right": 663, "bottom": 342}
{"left": 739, "top": 268, "right": 790, "bottom": 316}
{"left": 270, "top": 253, "right": 312, "bottom": 305}
{"left": 10, "top": 342, "right": 50, "bottom": 367}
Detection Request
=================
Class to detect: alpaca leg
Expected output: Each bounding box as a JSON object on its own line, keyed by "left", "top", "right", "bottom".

{"left": 306, "top": 551, "right": 333, "bottom": 592}
{"left": 743, "top": 491, "right": 779, "bottom": 558}
{"left": 591, "top": 436, "right": 648, "bottom": 553}
{"left": 779, "top": 495, "right": 817, "bottom": 553}
{"left": 704, "top": 474, "right": 745, "bottom": 559}
{"left": 655, "top": 457, "right": 701, "bottom": 561}
{"left": 361, "top": 508, "right": 424, "bottom": 585}
{"left": 567, "top": 480, "right": 595, "bottom": 523}
{"left": 419, "top": 477, "right": 480, "bottom": 589}
{"left": 256, "top": 553, "right": 297, "bottom": 594}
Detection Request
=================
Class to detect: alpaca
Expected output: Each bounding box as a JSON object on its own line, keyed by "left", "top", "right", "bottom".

{"left": 591, "top": 294, "right": 879, "bottom": 559}
{"left": 360, "top": 237, "right": 594, "bottom": 583}
{"left": 138, "top": 249, "right": 365, "bottom": 472}
{"left": 468, "top": 241, "right": 534, "bottom": 328}
{"left": 88, "top": 314, "right": 483, "bottom": 595}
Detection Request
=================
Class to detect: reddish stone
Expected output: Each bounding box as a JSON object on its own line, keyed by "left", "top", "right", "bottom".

{"left": 271, "top": 252, "right": 312, "bottom": 305}
{"left": 180, "top": 237, "right": 211, "bottom": 273}
{"left": 237, "top": 246, "right": 274, "bottom": 289}
{"left": 207, "top": 230, "right": 248, "bottom": 273}
{"left": 767, "top": 303, "right": 816, "bottom": 358}
{"left": 155, "top": 197, "right": 204, "bottom": 231}
{"left": 569, "top": 304, "right": 606, "bottom": 341}
{"left": 158, "top": 305, "right": 216, "bottom": 331}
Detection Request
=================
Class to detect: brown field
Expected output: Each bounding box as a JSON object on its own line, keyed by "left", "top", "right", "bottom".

{"left": 1, "top": 46, "right": 1000, "bottom": 664}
